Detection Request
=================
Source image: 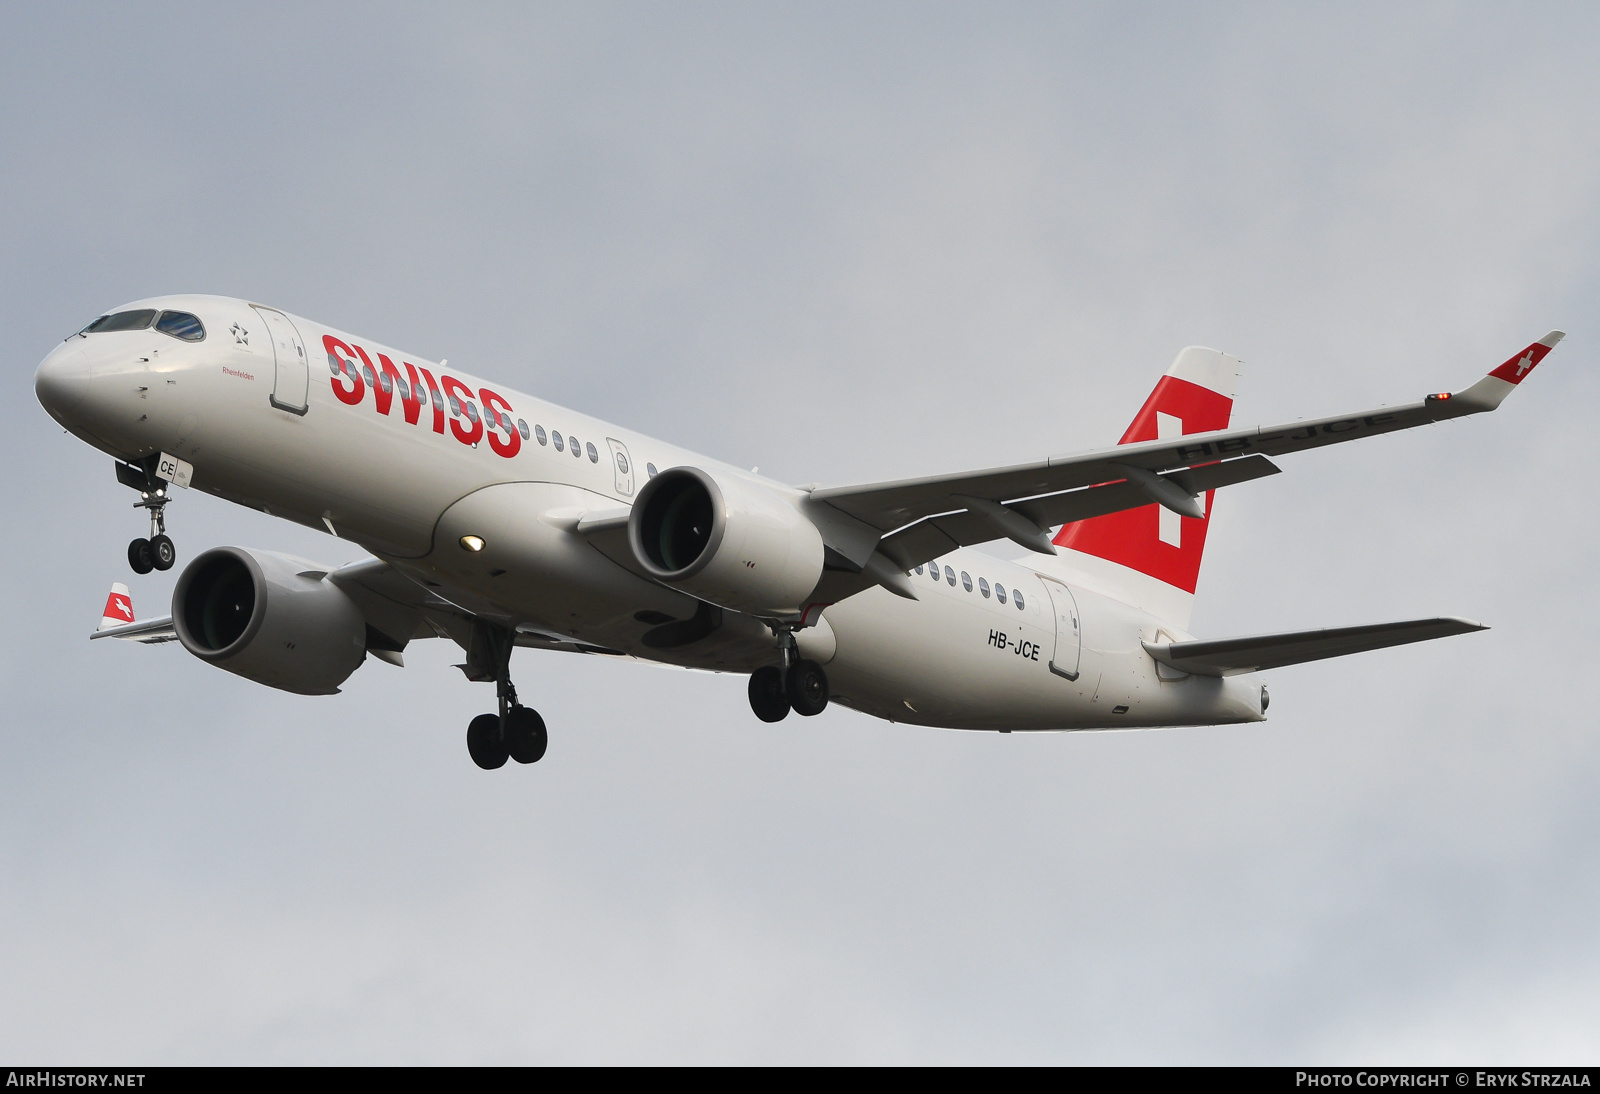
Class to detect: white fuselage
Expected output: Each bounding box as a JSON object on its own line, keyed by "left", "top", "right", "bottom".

{"left": 35, "top": 294, "right": 1266, "bottom": 731}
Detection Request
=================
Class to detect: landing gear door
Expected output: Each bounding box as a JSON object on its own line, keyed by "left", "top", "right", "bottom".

{"left": 253, "top": 305, "right": 309, "bottom": 416}
{"left": 607, "top": 438, "right": 635, "bottom": 497}
{"left": 1041, "top": 577, "right": 1082, "bottom": 682}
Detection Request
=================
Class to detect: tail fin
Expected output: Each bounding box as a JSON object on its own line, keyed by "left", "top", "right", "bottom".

{"left": 90, "top": 582, "right": 177, "bottom": 643}
{"left": 1048, "top": 347, "right": 1240, "bottom": 629}
{"left": 99, "top": 583, "right": 135, "bottom": 631}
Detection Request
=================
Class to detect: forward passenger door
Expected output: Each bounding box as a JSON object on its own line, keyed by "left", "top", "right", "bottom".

{"left": 253, "top": 305, "right": 309, "bottom": 415}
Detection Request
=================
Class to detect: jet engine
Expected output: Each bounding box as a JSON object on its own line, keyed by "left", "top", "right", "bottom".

{"left": 629, "top": 467, "right": 825, "bottom": 616}
{"left": 172, "top": 546, "right": 369, "bottom": 695}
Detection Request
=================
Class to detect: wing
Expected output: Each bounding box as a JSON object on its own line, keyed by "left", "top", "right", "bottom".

{"left": 1143, "top": 616, "right": 1487, "bottom": 676}
{"left": 810, "top": 332, "right": 1563, "bottom": 577}
{"left": 329, "top": 559, "right": 629, "bottom": 665}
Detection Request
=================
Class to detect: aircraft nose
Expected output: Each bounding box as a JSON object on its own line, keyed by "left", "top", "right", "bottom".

{"left": 34, "top": 340, "right": 91, "bottom": 424}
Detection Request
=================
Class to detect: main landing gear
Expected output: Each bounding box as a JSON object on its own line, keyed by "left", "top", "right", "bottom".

{"left": 747, "top": 627, "right": 830, "bottom": 723}
{"left": 467, "top": 706, "right": 547, "bottom": 770}
{"left": 461, "top": 622, "right": 548, "bottom": 770}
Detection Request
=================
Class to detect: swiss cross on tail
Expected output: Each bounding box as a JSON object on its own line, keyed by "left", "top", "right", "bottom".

{"left": 1054, "top": 347, "right": 1240, "bottom": 595}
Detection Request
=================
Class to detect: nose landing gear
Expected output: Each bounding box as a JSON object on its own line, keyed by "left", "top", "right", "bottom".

{"left": 128, "top": 496, "right": 175, "bottom": 575}
{"left": 116, "top": 457, "right": 178, "bottom": 574}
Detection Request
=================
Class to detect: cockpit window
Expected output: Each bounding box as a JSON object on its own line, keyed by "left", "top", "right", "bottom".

{"left": 154, "top": 311, "right": 205, "bottom": 341}
{"left": 79, "top": 309, "right": 157, "bottom": 335}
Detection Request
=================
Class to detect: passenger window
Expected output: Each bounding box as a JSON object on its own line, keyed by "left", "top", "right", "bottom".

{"left": 536, "top": 425, "right": 548, "bottom": 446}
{"left": 378, "top": 371, "right": 393, "bottom": 394}
{"left": 961, "top": 571, "right": 973, "bottom": 592}
{"left": 587, "top": 441, "right": 599, "bottom": 463}
{"left": 647, "top": 463, "right": 658, "bottom": 477}
{"left": 944, "top": 565, "right": 955, "bottom": 586}
{"left": 995, "top": 584, "right": 1007, "bottom": 604}
{"left": 154, "top": 311, "right": 205, "bottom": 341}
{"left": 552, "top": 431, "right": 563, "bottom": 452}
{"left": 365, "top": 367, "right": 378, "bottom": 389}
{"left": 448, "top": 394, "right": 461, "bottom": 416}
{"left": 517, "top": 419, "right": 530, "bottom": 441}
{"left": 464, "top": 402, "right": 479, "bottom": 424}
{"left": 80, "top": 309, "right": 157, "bottom": 334}
{"left": 616, "top": 452, "right": 629, "bottom": 474}
{"left": 396, "top": 378, "right": 409, "bottom": 400}
{"left": 571, "top": 438, "right": 582, "bottom": 457}
{"left": 328, "top": 358, "right": 341, "bottom": 376}
{"left": 979, "top": 577, "right": 990, "bottom": 598}
{"left": 930, "top": 565, "right": 941, "bottom": 581}
{"left": 1014, "top": 589, "right": 1025, "bottom": 610}
{"left": 915, "top": 565, "right": 924, "bottom": 575}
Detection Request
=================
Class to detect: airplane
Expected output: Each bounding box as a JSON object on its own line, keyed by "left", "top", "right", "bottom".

{"left": 33, "top": 295, "right": 1563, "bottom": 769}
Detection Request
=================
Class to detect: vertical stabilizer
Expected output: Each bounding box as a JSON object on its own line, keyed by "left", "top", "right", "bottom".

{"left": 99, "top": 583, "right": 136, "bottom": 631}
{"left": 1047, "top": 347, "right": 1240, "bottom": 629}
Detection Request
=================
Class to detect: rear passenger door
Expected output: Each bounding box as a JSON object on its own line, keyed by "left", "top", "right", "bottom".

{"left": 1040, "top": 576, "right": 1082, "bottom": 681}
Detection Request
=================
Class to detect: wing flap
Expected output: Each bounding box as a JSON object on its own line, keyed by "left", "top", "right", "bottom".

{"left": 1143, "top": 616, "right": 1488, "bottom": 676}
{"left": 871, "top": 455, "right": 1281, "bottom": 574}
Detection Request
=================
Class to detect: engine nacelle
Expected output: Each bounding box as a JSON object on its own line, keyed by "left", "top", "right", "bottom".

{"left": 629, "top": 467, "right": 825, "bottom": 616}
{"left": 172, "top": 546, "right": 368, "bottom": 695}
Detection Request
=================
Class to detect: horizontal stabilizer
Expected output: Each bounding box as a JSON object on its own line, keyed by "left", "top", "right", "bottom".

{"left": 90, "top": 615, "right": 178, "bottom": 644}
{"left": 1143, "top": 616, "right": 1487, "bottom": 676}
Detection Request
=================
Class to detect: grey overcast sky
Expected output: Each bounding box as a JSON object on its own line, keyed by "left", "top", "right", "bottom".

{"left": 3, "top": 2, "right": 1598, "bottom": 1064}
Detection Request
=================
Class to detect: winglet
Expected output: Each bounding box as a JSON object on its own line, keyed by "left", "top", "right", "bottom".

{"left": 1451, "top": 331, "right": 1564, "bottom": 412}
{"left": 1489, "top": 330, "right": 1565, "bottom": 385}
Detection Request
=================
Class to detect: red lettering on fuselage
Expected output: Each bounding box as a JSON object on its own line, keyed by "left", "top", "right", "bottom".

{"left": 414, "top": 366, "right": 446, "bottom": 434}
{"left": 377, "top": 354, "right": 423, "bottom": 425}
{"left": 440, "top": 374, "right": 484, "bottom": 446}
{"left": 479, "top": 386, "right": 521, "bottom": 458}
{"left": 324, "top": 335, "right": 364, "bottom": 405}
{"left": 323, "top": 337, "right": 521, "bottom": 456}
